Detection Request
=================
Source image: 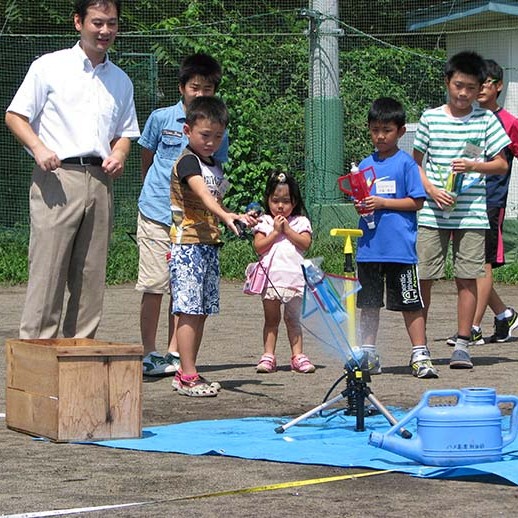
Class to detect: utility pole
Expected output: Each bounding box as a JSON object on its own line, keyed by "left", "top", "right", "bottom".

{"left": 303, "top": 0, "right": 344, "bottom": 231}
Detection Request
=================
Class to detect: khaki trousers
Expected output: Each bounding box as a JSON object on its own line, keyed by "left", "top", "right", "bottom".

{"left": 19, "top": 164, "right": 113, "bottom": 339}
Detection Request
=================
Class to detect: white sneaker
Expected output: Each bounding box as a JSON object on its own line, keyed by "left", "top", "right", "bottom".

{"left": 143, "top": 352, "right": 177, "bottom": 377}
{"left": 164, "top": 352, "right": 181, "bottom": 373}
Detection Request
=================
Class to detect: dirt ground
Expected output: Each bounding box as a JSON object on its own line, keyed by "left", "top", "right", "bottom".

{"left": 1, "top": 280, "right": 518, "bottom": 517}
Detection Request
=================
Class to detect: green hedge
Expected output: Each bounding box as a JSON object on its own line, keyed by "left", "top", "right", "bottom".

{"left": 2, "top": 221, "right": 518, "bottom": 285}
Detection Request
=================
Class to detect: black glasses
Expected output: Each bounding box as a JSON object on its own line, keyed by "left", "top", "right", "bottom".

{"left": 482, "top": 78, "right": 499, "bottom": 86}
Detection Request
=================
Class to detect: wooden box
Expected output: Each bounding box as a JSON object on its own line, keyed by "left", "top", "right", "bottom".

{"left": 5, "top": 338, "right": 143, "bottom": 442}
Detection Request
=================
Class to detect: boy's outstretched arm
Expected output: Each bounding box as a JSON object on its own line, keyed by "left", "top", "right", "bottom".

{"left": 185, "top": 175, "right": 255, "bottom": 236}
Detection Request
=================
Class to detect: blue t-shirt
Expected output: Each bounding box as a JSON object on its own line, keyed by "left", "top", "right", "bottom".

{"left": 356, "top": 149, "right": 425, "bottom": 264}
{"left": 137, "top": 100, "right": 229, "bottom": 226}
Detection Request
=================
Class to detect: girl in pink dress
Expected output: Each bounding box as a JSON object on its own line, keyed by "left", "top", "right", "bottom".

{"left": 252, "top": 172, "right": 315, "bottom": 373}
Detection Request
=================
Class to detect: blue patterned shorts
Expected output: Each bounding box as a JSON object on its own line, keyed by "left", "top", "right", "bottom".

{"left": 169, "top": 244, "right": 220, "bottom": 315}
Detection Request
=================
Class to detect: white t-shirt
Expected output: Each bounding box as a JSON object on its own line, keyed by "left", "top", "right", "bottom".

{"left": 7, "top": 42, "right": 140, "bottom": 159}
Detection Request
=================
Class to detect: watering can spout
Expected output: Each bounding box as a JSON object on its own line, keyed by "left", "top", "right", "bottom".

{"left": 369, "top": 432, "right": 383, "bottom": 448}
{"left": 369, "top": 432, "right": 422, "bottom": 463}
{"left": 368, "top": 431, "right": 383, "bottom": 447}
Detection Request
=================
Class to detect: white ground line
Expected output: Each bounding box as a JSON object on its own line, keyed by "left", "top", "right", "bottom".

{"left": 0, "top": 501, "right": 150, "bottom": 518}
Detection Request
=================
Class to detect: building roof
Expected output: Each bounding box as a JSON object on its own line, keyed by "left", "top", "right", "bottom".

{"left": 408, "top": 0, "right": 518, "bottom": 32}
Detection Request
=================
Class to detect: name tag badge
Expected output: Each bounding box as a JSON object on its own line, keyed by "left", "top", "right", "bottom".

{"left": 163, "top": 129, "right": 183, "bottom": 138}
{"left": 463, "top": 142, "right": 483, "bottom": 160}
{"left": 376, "top": 180, "right": 396, "bottom": 194}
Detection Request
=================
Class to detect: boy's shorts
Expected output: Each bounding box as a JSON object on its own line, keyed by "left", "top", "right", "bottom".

{"left": 417, "top": 226, "right": 485, "bottom": 280}
{"left": 169, "top": 243, "right": 220, "bottom": 315}
{"left": 356, "top": 262, "right": 423, "bottom": 312}
{"left": 135, "top": 211, "right": 171, "bottom": 294}
{"left": 486, "top": 206, "right": 506, "bottom": 268}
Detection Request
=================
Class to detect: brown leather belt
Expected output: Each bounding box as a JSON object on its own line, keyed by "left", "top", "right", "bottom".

{"left": 62, "top": 156, "right": 103, "bottom": 166}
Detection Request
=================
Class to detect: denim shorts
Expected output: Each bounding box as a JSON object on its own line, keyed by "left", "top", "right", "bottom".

{"left": 169, "top": 244, "right": 220, "bottom": 315}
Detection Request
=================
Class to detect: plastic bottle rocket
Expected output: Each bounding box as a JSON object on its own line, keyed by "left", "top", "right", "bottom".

{"left": 245, "top": 202, "right": 264, "bottom": 218}
{"left": 302, "top": 259, "right": 364, "bottom": 368}
{"left": 302, "top": 260, "right": 346, "bottom": 324}
{"left": 338, "top": 163, "right": 376, "bottom": 229}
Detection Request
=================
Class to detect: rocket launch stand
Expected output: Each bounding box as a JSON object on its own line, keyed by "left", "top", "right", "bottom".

{"left": 275, "top": 229, "right": 410, "bottom": 437}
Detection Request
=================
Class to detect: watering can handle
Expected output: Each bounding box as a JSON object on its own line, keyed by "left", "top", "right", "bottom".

{"left": 383, "top": 389, "right": 462, "bottom": 438}
{"left": 422, "top": 389, "right": 463, "bottom": 405}
{"left": 497, "top": 395, "right": 518, "bottom": 447}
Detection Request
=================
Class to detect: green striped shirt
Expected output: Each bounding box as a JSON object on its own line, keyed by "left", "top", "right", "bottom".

{"left": 414, "top": 105, "right": 511, "bottom": 229}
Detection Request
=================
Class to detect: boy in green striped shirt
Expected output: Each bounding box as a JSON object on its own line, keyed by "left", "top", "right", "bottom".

{"left": 413, "top": 50, "right": 510, "bottom": 370}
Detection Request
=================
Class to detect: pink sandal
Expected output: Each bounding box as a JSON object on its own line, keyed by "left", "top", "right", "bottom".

{"left": 172, "top": 370, "right": 221, "bottom": 395}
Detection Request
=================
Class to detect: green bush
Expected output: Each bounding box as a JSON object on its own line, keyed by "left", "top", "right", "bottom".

{"left": 0, "top": 225, "right": 30, "bottom": 284}
{"left": 105, "top": 230, "right": 140, "bottom": 285}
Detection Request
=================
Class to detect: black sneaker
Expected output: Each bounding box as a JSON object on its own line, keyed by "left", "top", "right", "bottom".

{"left": 470, "top": 327, "right": 484, "bottom": 345}
{"left": 489, "top": 308, "right": 518, "bottom": 343}
{"left": 446, "top": 327, "right": 484, "bottom": 346}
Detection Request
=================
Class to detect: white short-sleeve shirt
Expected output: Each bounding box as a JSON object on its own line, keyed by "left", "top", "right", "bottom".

{"left": 7, "top": 42, "right": 140, "bottom": 159}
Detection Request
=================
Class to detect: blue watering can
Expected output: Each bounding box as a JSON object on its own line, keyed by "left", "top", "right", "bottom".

{"left": 369, "top": 387, "right": 518, "bottom": 466}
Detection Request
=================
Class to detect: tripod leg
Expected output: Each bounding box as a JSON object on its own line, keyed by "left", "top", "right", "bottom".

{"left": 366, "top": 392, "right": 412, "bottom": 439}
{"left": 355, "top": 387, "right": 365, "bottom": 432}
{"left": 275, "top": 392, "right": 347, "bottom": 433}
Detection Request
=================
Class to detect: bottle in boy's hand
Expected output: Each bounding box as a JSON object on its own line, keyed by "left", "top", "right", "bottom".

{"left": 338, "top": 163, "right": 377, "bottom": 229}
{"left": 233, "top": 202, "right": 264, "bottom": 238}
{"left": 442, "top": 168, "right": 464, "bottom": 218}
{"left": 234, "top": 219, "right": 248, "bottom": 238}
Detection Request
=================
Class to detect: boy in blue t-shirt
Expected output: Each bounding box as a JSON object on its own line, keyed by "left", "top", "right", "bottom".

{"left": 354, "top": 97, "right": 438, "bottom": 379}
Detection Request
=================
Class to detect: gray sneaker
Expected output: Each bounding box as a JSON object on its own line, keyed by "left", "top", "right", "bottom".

{"left": 172, "top": 374, "right": 221, "bottom": 392}
{"left": 449, "top": 348, "right": 473, "bottom": 369}
{"left": 143, "top": 353, "right": 177, "bottom": 377}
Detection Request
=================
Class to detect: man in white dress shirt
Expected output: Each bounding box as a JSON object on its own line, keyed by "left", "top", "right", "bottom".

{"left": 5, "top": 0, "right": 140, "bottom": 339}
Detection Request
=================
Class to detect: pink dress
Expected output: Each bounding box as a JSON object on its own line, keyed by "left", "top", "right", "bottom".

{"left": 254, "top": 215, "right": 312, "bottom": 295}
